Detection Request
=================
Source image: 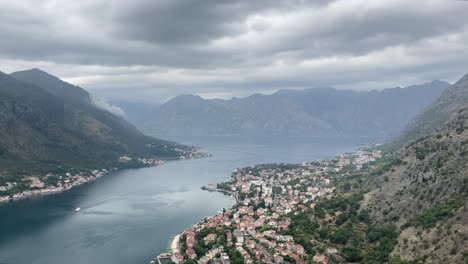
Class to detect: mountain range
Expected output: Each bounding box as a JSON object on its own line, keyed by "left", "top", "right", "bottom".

{"left": 0, "top": 69, "right": 189, "bottom": 181}
{"left": 135, "top": 81, "right": 449, "bottom": 138}
{"left": 1, "top": 66, "right": 467, "bottom": 262}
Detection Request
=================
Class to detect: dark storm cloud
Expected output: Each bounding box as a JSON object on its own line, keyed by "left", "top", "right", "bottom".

{"left": 0, "top": 0, "right": 467, "bottom": 102}
{"left": 110, "top": 0, "right": 253, "bottom": 44}
{"left": 109, "top": 0, "right": 327, "bottom": 45}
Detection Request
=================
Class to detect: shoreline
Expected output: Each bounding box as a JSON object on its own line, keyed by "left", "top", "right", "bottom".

{"left": 160, "top": 191, "right": 237, "bottom": 260}
{"left": 154, "top": 144, "right": 382, "bottom": 263}
{"left": 170, "top": 234, "right": 181, "bottom": 253}
{"left": 0, "top": 152, "right": 209, "bottom": 205}
{"left": 0, "top": 169, "right": 114, "bottom": 204}
{"left": 161, "top": 193, "right": 236, "bottom": 256}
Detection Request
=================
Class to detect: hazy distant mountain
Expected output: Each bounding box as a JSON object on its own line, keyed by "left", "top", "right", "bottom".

{"left": 397, "top": 73, "right": 468, "bottom": 144}
{"left": 138, "top": 81, "right": 449, "bottom": 138}
{"left": 113, "top": 101, "right": 160, "bottom": 128}
{"left": 0, "top": 69, "right": 188, "bottom": 179}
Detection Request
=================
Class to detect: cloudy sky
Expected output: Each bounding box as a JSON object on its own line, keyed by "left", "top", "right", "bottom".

{"left": 1, "top": 0, "right": 468, "bottom": 103}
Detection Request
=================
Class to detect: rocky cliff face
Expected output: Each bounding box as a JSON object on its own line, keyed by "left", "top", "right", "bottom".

{"left": 362, "top": 75, "right": 468, "bottom": 263}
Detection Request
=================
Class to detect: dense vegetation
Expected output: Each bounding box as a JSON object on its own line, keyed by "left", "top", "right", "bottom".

{"left": 406, "top": 194, "right": 467, "bottom": 229}
{"left": 282, "top": 191, "right": 399, "bottom": 264}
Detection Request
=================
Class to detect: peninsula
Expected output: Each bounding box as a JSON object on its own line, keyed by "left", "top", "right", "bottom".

{"left": 153, "top": 147, "right": 386, "bottom": 264}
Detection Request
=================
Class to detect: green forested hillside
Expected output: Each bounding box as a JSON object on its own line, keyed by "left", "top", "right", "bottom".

{"left": 0, "top": 69, "right": 191, "bottom": 184}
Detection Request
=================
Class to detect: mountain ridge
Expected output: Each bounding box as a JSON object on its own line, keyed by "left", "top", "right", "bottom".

{"left": 397, "top": 73, "right": 468, "bottom": 145}
{"left": 358, "top": 73, "right": 468, "bottom": 263}
{"left": 0, "top": 69, "right": 191, "bottom": 186}
{"left": 137, "top": 81, "right": 449, "bottom": 138}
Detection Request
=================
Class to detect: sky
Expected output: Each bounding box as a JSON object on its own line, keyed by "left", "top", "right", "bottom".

{"left": 1, "top": 0, "right": 468, "bottom": 104}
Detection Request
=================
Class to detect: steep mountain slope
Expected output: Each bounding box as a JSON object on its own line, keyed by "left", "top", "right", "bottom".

{"left": 0, "top": 69, "right": 188, "bottom": 180}
{"left": 140, "top": 81, "right": 448, "bottom": 138}
{"left": 10, "top": 68, "right": 90, "bottom": 105}
{"left": 397, "top": 73, "right": 468, "bottom": 145}
{"left": 359, "top": 74, "right": 468, "bottom": 263}
{"left": 10, "top": 69, "right": 176, "bottom": 156}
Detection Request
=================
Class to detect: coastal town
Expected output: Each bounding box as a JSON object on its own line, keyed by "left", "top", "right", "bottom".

{"left": 0, "top": 150, "right": 209, "bottom": 203}
{"left": 0, "top": 168, "right": 111, "bottom": 203}
{"left": 153, "top": 148, "right": 383, "bottom": 264}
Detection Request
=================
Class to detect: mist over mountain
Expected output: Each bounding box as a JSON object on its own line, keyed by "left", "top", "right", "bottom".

{"left": 0, "top": 69, "right": 188, "bottom": 179}
{"left": 135, "top": 81, "right": 449, "bottom": 138}
{"left": 114, "top": 101, "right": 160, "bottom": 128}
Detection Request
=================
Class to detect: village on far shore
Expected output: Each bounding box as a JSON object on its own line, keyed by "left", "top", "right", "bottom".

{"left": 153, "top": 146, "right": 383, "bottom": 264}
{"left": 0, "top": 149, "right": 209, "bottom": 203}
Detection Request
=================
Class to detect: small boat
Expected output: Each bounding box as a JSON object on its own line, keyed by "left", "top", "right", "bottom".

{"left": 75, "top": 207, "right": 81, "bottom": 212}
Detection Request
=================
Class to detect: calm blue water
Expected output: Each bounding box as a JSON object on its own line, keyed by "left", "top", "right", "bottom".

{"left": 0, "top": 136, "right": 376, "bottom": 264}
